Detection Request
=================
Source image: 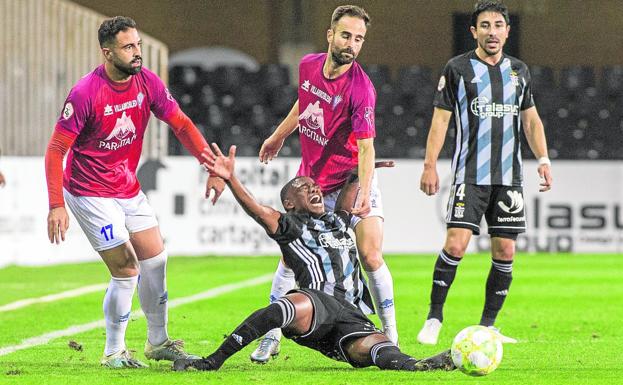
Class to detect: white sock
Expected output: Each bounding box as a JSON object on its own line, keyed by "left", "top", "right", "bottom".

{"left": 266, "top": 261, "right": 295, "bottom": 341}
{"left": 138, "top": 250, "right": 169, "bottom": 346}
{"left": 366, "top": 263, "right": 397, "bottom": 336}
{"left": 103, "top": 275, "right": 138, "bottom": 356}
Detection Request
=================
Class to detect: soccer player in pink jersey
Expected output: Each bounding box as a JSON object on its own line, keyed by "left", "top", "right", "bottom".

{"left": 44, "top": 16, "right": 223, "bottom": 368}
{"left": 254, "top": 5, "right": 398, "bottom": 362}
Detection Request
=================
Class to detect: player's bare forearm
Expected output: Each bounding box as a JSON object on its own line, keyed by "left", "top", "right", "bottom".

{"left": 356, "top": 138, "right": 375, "bottom": 195}
{"left": 335, "top": 173, "right": 360, "bottom": 215}
{"left": 225, "top": 175, "right": 281, "bottom": 234}
{"left": 423, "top": 108, "right": 452, "bottom": 168}
{"left": 272, "top": 100, "right": 300, "bottom": 140}
{"left": 521, "top": 107, "right": 548, "bottom": 159}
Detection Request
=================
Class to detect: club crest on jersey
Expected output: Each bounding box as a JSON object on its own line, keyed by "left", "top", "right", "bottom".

{"left": 137, "top": 92, "right": 145, "bottom": 107}
{"left": 331, "top": 95, "right": 343, "bottom": 110}
{"left": 99, "top": 111, "right": 137, "bottom": 150}
{"left": 510, "top": 70, "right": 519, "bottom": 87}
{"left": 454, "top": 202, "right": 465, "bottom": 219}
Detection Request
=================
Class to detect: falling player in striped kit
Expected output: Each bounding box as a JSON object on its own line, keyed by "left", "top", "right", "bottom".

{"left": 173, "top": 143, "right": 453, "bottom": 372}
{"left": 44, "top": 16, "right": 224, "bottom": 368}
{"left": 255, "top": 4, "right": 398, "bottom": 362}
{"left": 416, "top": 1, "right": 553, "bottom": 345}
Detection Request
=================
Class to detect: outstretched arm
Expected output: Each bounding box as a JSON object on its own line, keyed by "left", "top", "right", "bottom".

{"left": 203, "top": 144, "right": 281, "bottom": 234}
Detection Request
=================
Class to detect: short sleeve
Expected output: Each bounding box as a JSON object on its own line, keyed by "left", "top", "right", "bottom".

{"left": 55, "top": 87, "right": 90, "bottom": 137}
{"left": 147, "top": 72, "right": 180, "bottom": 120}
{"left": 350, "top": 78, "right": 376, "bottom": 139}
{"left": 268, "top": 213, "right": 303, "bottom": 244}
{"left": 433, "top": 62, "right": 457, "bottom": 111}
{"left": 520, "top": 67, "right": 536, "bottom": 111}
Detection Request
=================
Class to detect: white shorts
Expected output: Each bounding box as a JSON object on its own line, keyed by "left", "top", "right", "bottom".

{"left": 323, "top": 171, "right": 384, "bottom": 229}
{"left": 63, "top": 189, "right": 159, "bottom": 252}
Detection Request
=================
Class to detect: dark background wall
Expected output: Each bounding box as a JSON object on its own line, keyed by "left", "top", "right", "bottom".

{"left": 72, "top": 0, "right": 623, "bottom": 70}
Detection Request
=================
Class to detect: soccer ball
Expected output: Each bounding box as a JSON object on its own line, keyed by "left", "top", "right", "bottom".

{"left": 451, "top": 325, "right": 503, "bottom": 376}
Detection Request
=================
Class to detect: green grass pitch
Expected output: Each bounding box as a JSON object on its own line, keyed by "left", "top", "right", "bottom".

{"left": 0, "top": 253, "right": 621, "bottom": 384}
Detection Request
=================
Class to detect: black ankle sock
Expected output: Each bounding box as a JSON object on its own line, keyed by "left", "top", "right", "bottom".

{"left": 480, "top": 259, "right": 513, "bottom": 326}
{"left": 207, "top": 298, "right": 295, "bottom": 368}
{"left": 371, "top": 342, "right": 417, "bottom": 371}
{"left": 428, "top": 250, "right": 461, "bottom": 322}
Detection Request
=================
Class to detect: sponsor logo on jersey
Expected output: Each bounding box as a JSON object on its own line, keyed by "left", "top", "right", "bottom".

{"left": 318, "top": 232, "right": 355, "bottom": 249}
{"left": 301, "top": 79, "right": 310, "bottom": 92}
{"left": 498, "top": 190, "right": 524, "bottom": 214}
{"left": 299, "top": 101, "right": 329, "bottom": 146}
{"left": 310, "top": 85, "right": 332, "bottom": 104}
{"left": 114, "top": 99, "right": 138, "bottom": 113}
{"left": 99, "top": 111, "right": 138, "bottom": 150}
{"left": 62, "top": 103, "right": 74, "bottom": 120}
{"left": 437, "top": 75, "right": 446, "bottom": 91}
{"left": 364, "top": 106, "right": 374, "bottom": 128}
{"left": 470, "top": 96, "right": 519, "bottom": 119}
{"left": 104, "top": 104, "right": 113, "bottom": 116}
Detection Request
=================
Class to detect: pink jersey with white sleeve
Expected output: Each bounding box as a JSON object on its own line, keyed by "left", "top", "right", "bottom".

{"left": 55, "top": 65, "right": 179, "bottom": 198}
{"left": 296, "top": 53, "right": 376, "bottom": 194}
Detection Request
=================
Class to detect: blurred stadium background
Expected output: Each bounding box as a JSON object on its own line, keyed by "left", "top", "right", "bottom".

{"left": 0, "top": 1, "right": 622, "bottom": 382}
{"left": 1, "top": 0, "right": 621, "bottom": 265}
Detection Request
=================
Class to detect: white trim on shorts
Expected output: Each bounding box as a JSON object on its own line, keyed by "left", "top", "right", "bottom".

{"left": 63, "top": 189, "right": 158, "bottom": 252}
{"left": 323, "top": 170, "right": 384, "bottom": 229}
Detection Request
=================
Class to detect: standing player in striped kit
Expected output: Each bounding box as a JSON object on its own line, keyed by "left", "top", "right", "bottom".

{"left": 45, "top": 17, "right": 223, "bottom": 367}
{"left": 416, "top": 1, "right": 553, "bottom": 345}
{"left": 255, "top": 5, "right": 398, "bottom": 361}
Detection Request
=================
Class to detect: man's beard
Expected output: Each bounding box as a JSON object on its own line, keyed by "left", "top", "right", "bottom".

{"left": 114, "top": 58, "right": 142, "bottom": 76}
{"left": 331, "top": 47, "right": 356, "bottom": 66}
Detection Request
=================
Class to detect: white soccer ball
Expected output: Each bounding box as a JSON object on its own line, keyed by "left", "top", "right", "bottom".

{"left": 451, "top": 325, "right": 503, "bottom": 376}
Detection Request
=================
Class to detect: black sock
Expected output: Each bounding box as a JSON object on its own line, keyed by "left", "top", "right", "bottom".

{"left": 480, "top": 259, "right": 513, "bottom": 327}
{"left": 370, "top": 342, "right": 418, "bottom": 371}
{"left": 427, "top": 250, "right": 461, "bottom": 322}
{"left": 207, "top": 298, "right": 295, "bottom": 368}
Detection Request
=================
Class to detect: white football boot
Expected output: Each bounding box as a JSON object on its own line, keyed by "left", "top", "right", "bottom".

{"left": 250, "top": 328, "right": 281, "bottom": 364}
{"left": 416, "top": 318, "right": 442, "bottom": 345}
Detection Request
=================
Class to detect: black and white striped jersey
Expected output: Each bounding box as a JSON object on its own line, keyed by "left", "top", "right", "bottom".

{"left": 269, "top": 211, "right": 374, "bottom": 314}
{"left": 434, "top": 50, "right": 535, "bottom": 186}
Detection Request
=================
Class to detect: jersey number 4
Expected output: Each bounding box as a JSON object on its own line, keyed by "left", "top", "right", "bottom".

{"left": 455, "top": 184, "right": 466, "bottom": 201}
{"left": 100, "top": 224, "right": 114, "bottom": 241}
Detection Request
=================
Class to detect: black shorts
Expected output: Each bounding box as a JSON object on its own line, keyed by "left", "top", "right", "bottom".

{"left": 282, "top": 288, "right": 381, "bottom": 367}
{"left": 445, "top": 184, "right": 526, "bottom": 236}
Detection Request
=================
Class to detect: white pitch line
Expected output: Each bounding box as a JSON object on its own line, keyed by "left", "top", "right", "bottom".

{"left": 0, "top": 283, "right": 109, "bottom": 313}
{"left": 0, "top": 273, "right": 273, "bottom": 356}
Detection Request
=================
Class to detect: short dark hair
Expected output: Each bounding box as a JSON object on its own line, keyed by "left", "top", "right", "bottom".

{"left": 331, "top": 5, "right": 371, "bottom": 29}
{"left": 471, "top": 1, "right": 509, "bottom": 27}
{"left": 280, "top": 176, "right": 304, "bottom": 210}
{"left": 98, "top": 16, "right": 137, "bottom": 48}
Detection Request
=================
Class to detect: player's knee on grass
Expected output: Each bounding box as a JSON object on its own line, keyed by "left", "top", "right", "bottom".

{"left": 444, "top": 228, "right": 472, "bottom": 258}
{"left": 490, "top": 236, "right": 516, "bottom": 261}
{"left": 344, "top": 332, "right": 390, "bottom": 367}
{"left": 99, "top": 243, "right": 140, "bottom": 277}
{"left": 281, "top": 293, "right": 314, "bottom": 335}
